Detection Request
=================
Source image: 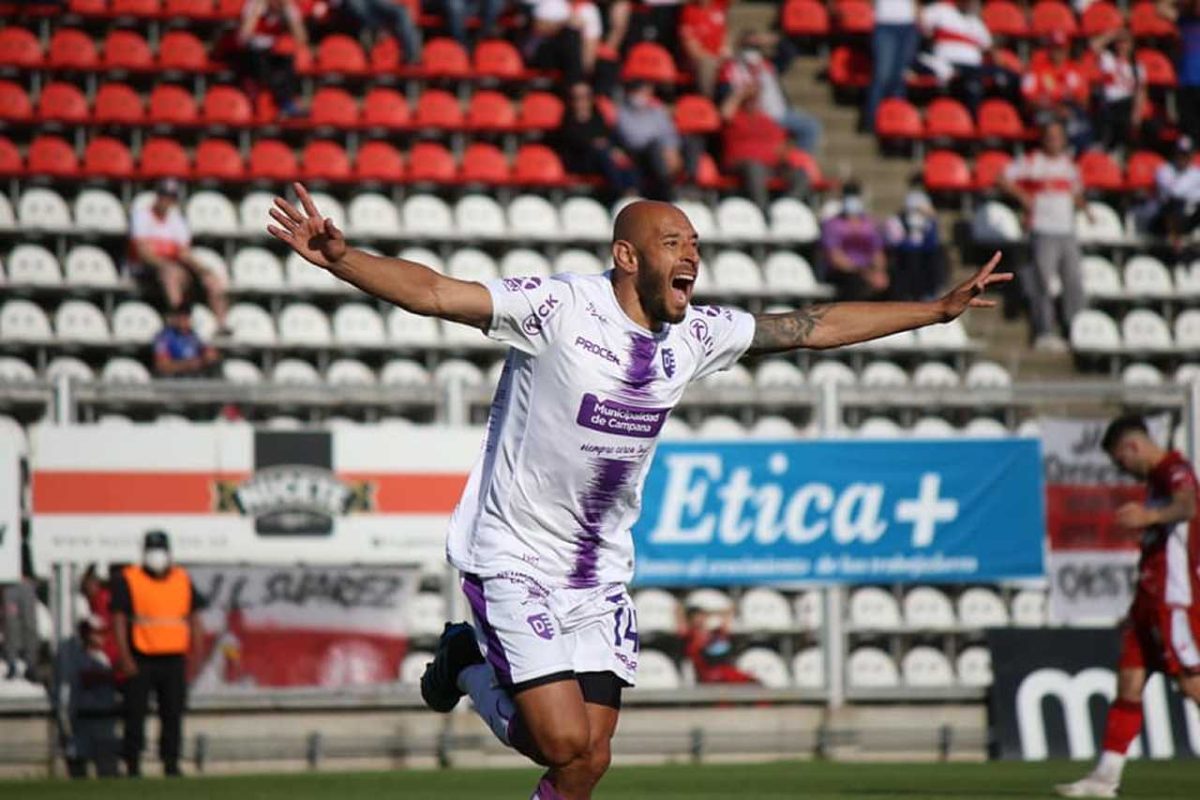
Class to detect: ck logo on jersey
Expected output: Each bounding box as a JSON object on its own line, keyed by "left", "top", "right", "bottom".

{"left": 521, "top": 295, "right": 561, "bottom": 335}
{"left": 661, "top": 347, "right": 676, "bottom": 378}
{"left": 689, "top": 319, "right": 714, "bottom": 355}
{"left": 527, "top": 612, "right": 555, "bottom": 640}
{"left": 502, "top": 277, "right": 542, "bottom": 292}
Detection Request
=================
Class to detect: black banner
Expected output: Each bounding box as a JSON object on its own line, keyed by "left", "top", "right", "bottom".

{"left": 989, "top": 629, "right": 1200, "bottom": 761}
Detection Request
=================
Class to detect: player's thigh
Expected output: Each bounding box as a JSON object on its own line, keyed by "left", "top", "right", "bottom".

{"left": 511, "top": 677, "right": 590, "bottom": 765}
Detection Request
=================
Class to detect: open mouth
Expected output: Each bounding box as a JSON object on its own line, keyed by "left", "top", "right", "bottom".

{"left": 670, "top": 273, "right": 695, "bottom": 305}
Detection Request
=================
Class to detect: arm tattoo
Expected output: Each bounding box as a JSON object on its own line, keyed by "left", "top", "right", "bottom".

{"left": 748, "top": 304, "right": 833, "bottom": 355}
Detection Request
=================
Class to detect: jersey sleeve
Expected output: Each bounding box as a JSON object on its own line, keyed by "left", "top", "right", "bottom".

{"left": 1165, "top": 460, "right": 1198, "bottom": 495}
{"left": 691, "top": 305, "right": 757, "bottom": 380}
{"left": 483, "top": 275, "right": 576, "bottom": 356}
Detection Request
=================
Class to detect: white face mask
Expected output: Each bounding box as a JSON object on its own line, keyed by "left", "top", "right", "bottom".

{"left": 843, "top": 196, "right": 865, "bottom": 216}
{"left": 741, "top": 49, "right": 762, "bottom": 64}
{"left": 143, "top": 548, "right": 171, "bottom": 574}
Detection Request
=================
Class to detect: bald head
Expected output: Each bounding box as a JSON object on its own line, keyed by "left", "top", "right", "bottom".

{"left": 612, "top": 200, "right": 692, "bottom": 248}
{"left": 609, "top": 200, "right": 699, "bottom": 327}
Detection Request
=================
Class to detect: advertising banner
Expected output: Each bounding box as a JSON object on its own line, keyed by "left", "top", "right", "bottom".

{"left": 989, "top": 629, "right": 1200, "bottom": 761}
{"left": 188, "top": 564, "right": 420, "bottom": 692}
{"left": 0, "top": 431, "right": 19, "bottom": 582}
{"left": 632, "top": 439, "right": 1044, "bottom": 586}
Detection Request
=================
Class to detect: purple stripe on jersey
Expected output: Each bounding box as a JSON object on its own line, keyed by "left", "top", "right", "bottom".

{"left": 568, "top": 456, "right": 634, "bottom": 589}
{"left": 620, "top": 333, "right": 657, "bottom": 400}
{"left": 461, "top": 574, "right": 512, "bottom": 684}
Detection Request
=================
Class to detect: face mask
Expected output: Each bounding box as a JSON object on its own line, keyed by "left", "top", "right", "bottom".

{"left": 741, "top": 49, "right": 762, "bottom": 64}
{"left": 843, "top": 196, "right": 864, "bottom": 216}
{"left": 144, "top": 548, "right": 171, "bottom": 574}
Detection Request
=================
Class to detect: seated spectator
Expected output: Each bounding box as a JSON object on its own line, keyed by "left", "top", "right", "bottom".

{"left": 616, "top": 81, "right": 683, "bottom": 200}
{"left": 998, "top": 121, "right": 1086, "bottom": 352}
{"left": 679, "top": 606, "right": 757, "bottom": 685}
{"left": 820, "top": 182, "right": 890, "bottom": 301}
{"left": 58, "top": 617, "right": 120, "bottom": 779}
{"left": 679, "top": 0, "right": 730, "bottom": 97}
{"left": 1090, "top": 28, "right": 1148, "bottom": 154}
{"left": 237, "top": 0, "right": 308, "bottom": 119}
{"left": 720, "top": 82, "right": 807, "bottom": 210}
{"left": 1022, "top": 32, "right": 1092, "bottom": 152}
{"left": 1160, "top": 0, "right": 1200, "bottom": 142}
{"left": 917, "top": 0, "right": 1016, "bottom": 112}
{"left": 153, "top": 305, "right": 221, "bottom": 379}
{"left": 556, "top": 82, "right": 639, "bottom": 199}
{"left": 866, "top": 0, "right": 919, "bottom": 133}
{"left": 129, "top": 180, "right": 229, "bottom": 335}
{"left": 718, "top": 31, "right": 822, "bottom": 153}
{"left": 427, "top": 0, "right": 501, "bottom": 46}
{"left": 1149, "top": 137, "right": 1200, "bottom": 252}
{"left": 335, "top": 0, "right": 421, "bottom": 65}
{"left": 524, "top": 0, "right": 600, "bottom": 84}
{"left": 633, "top": 0, "right": 683, "bottom": 58}
{"left": 884, "top": 179, "right": 946, "bottom": 301}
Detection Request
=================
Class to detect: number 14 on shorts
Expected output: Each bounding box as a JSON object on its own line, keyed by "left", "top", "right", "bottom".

{"left": 611, "top": 600, "right": 640, "bottom": 653}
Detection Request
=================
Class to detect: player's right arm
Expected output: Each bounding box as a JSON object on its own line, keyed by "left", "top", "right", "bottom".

{"left": 267, "top": 182, "right": 493, "bottom": 330}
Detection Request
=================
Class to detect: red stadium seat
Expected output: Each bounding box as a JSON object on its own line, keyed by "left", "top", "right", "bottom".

{"left": 421, "top": 37, "right": 470, "bottom": 78}
{"left": 413, "top": 89, "right": 463, "bottom": 129}
{"left": 513, "top": 144, "right": 566, "bottom": 186}
{"left": 466, "top": 90, "right": 516, "bottom": 130}
{"left": 622, "top": 42, "right": 677, "bottom": 83}
{"left": 36, "top": 82, "right": 88, "bottom": 123}
{"left": 370, "top": 35, "right": 403, "bottom": 73}
{"left": 164, "top": 0, "right": 216, "bottom": 17}
{"left": 1129, "top": 2, "right": 1177, "bottom": 38}
{"left": 834, "top": 0, "right": 874, "bottom": 35}
{"left": 214, "top": 0, "right": 243, "bottom": 18}
{"left": 977, "top": 98, "right": 1025, "bottom": 141}
{"left": 1125, "top": 150, "right": 1164, "bottom": 191}
{"left": 28, "top": 135, "right": 79, "bottom": 177}
{"left": 674, "top": 94, "right": 721, "bottom": 134}
{"left": 103, "top": 30, "right": 154, "bottom": 70}
{"left": 93, "top": 82, "right": 145, "bottom": 125}
{"left": 924, "top": 97, "right": 976, "bottom": 140}
{"left": 1030, "top": 1, "right": 1078, "bottom": 39}
{"left": 982, "top": 1, "right": 1029, "bottom": 38}
{"left": 112, "top": 0, "right": 162, "bottom": 15}
{"left": 1136, "top": 48, "right": 1177, "bottom": 88}
{"left": 781, "top": 0, "right": 830, "bottom": 37}
{"left": 0, "top": 81, "right": 32, "bottom": 122}
{"left": 786, "top": 149, "right": 829, "bottom": 190}
{"left": 139, "top": 137, "right": 190, "bottom": 178}
{"left": 875, "top": 98, "right": 922, "bottom": 140}
{"left": 159, "top": 31, "right": 209, "bottom": 71}
{"left": 460, "top": 142, "right": 510, "bottom": 184}
{"left": 407, "top": 141, "right": 455, "bottom": 182}
{"left": 0, "top": 136, "right": 21, "bottom": 176}
{"left": 972, "top": 150, "right": 1013, "bottom": 191}
{"left": 68, "top": 0, "right": 106, "bottom": 12}
{"left": 148, "top": 84, "right": 198, "bottom": 125}
{"left": 302, "top": 140, "right": 351, "bottom": 180}
{"left": 194, "top": 138, "right": 244, "bottom": 179}
{"left": 1081, "top": 1, "right": 1123, "bottom": 36}
{"left": 48, "top": 29, "right": 98, "bottom": 70}
{"left": 991, "top": 47, "right": 1024, "bottom": 74}
{"left": 1077, "top": 150, "right": 1123, "bottom": 191}
{"left": 694, "top": 153, "right": 728, "bottom": 190}
{"left": 829, "top": 45, "right": 871, "bottom": 89}
{"left": 354, "top": 140, "right": 404, "bottom": 182}
{"left": 518, "top": 92, "right": 563, "bottom": 131}
{"left": 249, "top": 139, "right": 298, "bottom": 180}
{"left": 0, "top": 27, "right": 42, "bottom": 68}
{"left": 309, "top": 86, "right": 360, "bottom": 127}
{"left": 473, "top": 39, "right": 526, "bottom": 80}
{"left": 362, "top": 87, "right": 410, "bottom": 128}
{"left": 84, "top": 137, "right": 135, "bottom": 178}
{"left": 315, "top": 34, "right": 367, "bottom": 75}
{"left": 202, "top": 85, "right": 253, "bottom": 126}
{"left": 923, "top": 150, "right": 971, "bottom": 192}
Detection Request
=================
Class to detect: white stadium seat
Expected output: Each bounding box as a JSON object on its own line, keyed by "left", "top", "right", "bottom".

{"left": 45, "top": 356, "right": 94, "bottom": 383}
{"left": 1016, "top": 419, "right": 1041, "bottom": 438}
{"left": 64, "top": 246, "right": 120, "bottom": 288}
{"left": 100, "top": 357, "right": 150, "bottom": 384}
{"left": 912, "top": 362, "right": 960, "bottom": 388}
{"left": 659, "top": 416, "right": 692, "bottom": 439}
{"left": 711, "top": 251, "right": 763, "bottom": 293}
{"left": 0, "top": 193, "right": 14, "bottom": 230}
{"left": 633, "top": 589, "right": 679, "bottom": 634}
{"left": 684, "top": 588, "right": 733, "bottom": 612}
{"left": 715, "top": 197, "right": 767, "bottom": 241}
{"left": 271, "top": 359, "right": 322, "bottom": 385}
{"left": 808, "top": 360, "right": 857, "bottom": 387}
{"left": 6, "top": 244, "right": 61, "bottom": 287}
{"left": 286, "top": 252, "right": 345, "bottom": 293}
{"left": 111, "top": 301, "right": 162, "bottom": 344}
{"left": 1069, "top": 309, "right": 1121, "bottom": 352}
{"left": 749, "top": 415, "right": 798, "bottom": 438}
{"left": 221, "top": 358, "right": 263, "bottom": 384}
{"left": 1011, "top": 589, "right": 1047, "bottom": 627}
{"left": 956, "top": 646, "right": 993, "bottom": 687}
{"left": 326, "top": 358, "right": 377, "bottom": 386}
{"left": 674, "top": 199, "right": 719, "bottom": 241}
{"left": 188, "top": 191, "right": 239, "bottom": 235}
{"left": 380, "top": 359, "right": 431, "bottom": 387}
{"left": 910, "top": 416, "right": 957, "bottom": 438}
{"left": 333, "top": 304, "right": 386, "bottom": 346}
{"left": 848, "top": 587, "right": 901, "bottom": 630}
{"left": 860, "top": 360, "right": 909, "bottom": 387}
{"left": 963, "top": 417, "right": 1009, "bottom": 437}
{"left": 1122, "top": 363, "right": 1164, "bottom": 386}
{"left": 956, "top": 587, "right": 1009, "bottom": 628}
{"left": 755, "top": 360, "right": 805, "bottom": 389}
{"left": 916, "top": 319, "right": 969, "bottom": 350}
{"left": 1076, "top": 202, "right": 1125, "bottom": 244}
{"left": 188, "top": 247, "right": 230, "bottom": 286}
{"left": 768, "top": 197, "right": 820, "bottom": 243}
{"left": 441, "top": 318, "right": 490, "bottom": 348}
{"left": 402, "top": 194, "right": 454, "bottom": 237}
{"left": 1121, "top": 309, "right": 1172, "bottom": 351}
{"left": 388, "top": 307, "right": 441, "bottom": 347}
{"left": 847, "top": 647, "right": 900, "bottom": 688}
{"left": 1081, "top": 255, "right": 1123, "bottom": 299}
{"left": 18, "top": 188, "right": 72, "bottom": 231}
{"left": 695, "top": 415, "right": 745, "bottom": 438}
{"left": 1173, "top": 310, "right": 1200, "bottom": 350}
{"left": 447, "top": 248, "right": 499, "bottom": 283}
{"left": 699, "top": 363, "right": 753, "bottom": 390}
{"left": 433, "top": 359, "right": 485, "bottom": 389}
{"left": 238, "top": 191, "right": 276, "bottom": 235}
{"left": 792, "top": 647, "right": 825, "bottom": 689}
{"left": 279, "top": 304, "right": 333, "bottom": 347}
{"left": 454, "top": 194, "right": 507, "bottom": 239}
{"left": 554, "top": 249, "right": 604, "bottom": 275}
{"left": 232, "top": 248, "right": 286, "bottom": 291}
{"left": 499, "top": 249, "right": 553, "bottom": 278}
{"left": 856, "top": 416, "right": 904, "bottom": 438}
{"left": 1175, "top": 260, "right": 1200, "bottom": 296}
{"left": 191, "top": 305, "right": 218, "bottom": 342}
{"left": 1122, "top": 255, "right": 1173, "bottom": 298}
{"left": 738, "top": 588, "right": 793, "bottom": 633}
{"left": 903, "top": 587, "right": 956, "bottom": 630}
{"left": 736, "top": 648, "right": 790, "bottom": 688}
{"left": 971, "top": 201, "right": 1021, "bottom": 243}
{"left": 507, "top": 195, "right": 560, "bottom": 239}
{"left": 399, "top": 651, "right": 434, "bottom": 685}
{"left": 637, "top": 650, "right": 681, "bottom": 690}
{"left": 73, "top": 188, "right": 127, "bottom": 234}
{"left": 964, "top": 360, "right": 1011, "bottom": 388}
{"left": 407, "top": 592, "right": 448, "bottom": 638}
{"left": 55, "top": 300, "right": 109, "bottom": 343}
{"left": 0, "top": 357, "right": 36, "bottom": 382}
{"left": 762, "top": 251, "right": 821, "bottom": 295}
{"left": 1175, "top": 364, "right": 1200, "bottom": 385}
{"left": 347, "top": 192, "right": 401, "bottom": 237}
{"left": 399, "top": 247, "right": 444, "bottom": 272}
{"left": 0, "top": 300, "right": 53, "bottom": 342}
{"left": 794, "top": 591, "right": 823, "bottom": 630}
{"left": 226, "top": 303, "right": 277, "bottom": 345}
{"left": 560, "top": 197, "right": 610, "bottom": 241}
{"left": 901, "top": 646, "right": 955, "bottom": 688}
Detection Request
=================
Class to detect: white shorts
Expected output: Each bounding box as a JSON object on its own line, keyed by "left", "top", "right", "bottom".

{"left": 461, "top": 571, "right": 639, "bottom": 690}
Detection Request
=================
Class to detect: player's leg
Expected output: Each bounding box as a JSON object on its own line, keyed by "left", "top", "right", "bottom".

{"left": 527, "top": 676, "right": 622, "bottom": 800}
{"left": 156, "top": 261, "right": 191, "bottom": 313}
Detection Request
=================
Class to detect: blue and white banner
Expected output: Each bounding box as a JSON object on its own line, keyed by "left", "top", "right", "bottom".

{"left": 633, "top": 439, "right": 1044, "bottom": 586}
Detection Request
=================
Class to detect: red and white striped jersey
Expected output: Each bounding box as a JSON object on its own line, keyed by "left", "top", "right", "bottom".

{"left": 1098, "top": 51, "right": 1144, "bottom": 103}
{"left": 1138, "top": 451, "right": 1200, "bottom": 608}
{"left": 920, "top": 1, "right": 992, "bottom": 68}
{"left": 1003, "top": 151, "right": 1081, "bottom": 235}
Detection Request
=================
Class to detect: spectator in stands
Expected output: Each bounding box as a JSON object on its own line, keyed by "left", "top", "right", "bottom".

{"left": 679, "top": 606, "right": 757, "bottom": 685}
{"left": 679, "top": 0, "right": 730, "bottom": 97}
{"left": 129, "top": 180, "right": 230, "bottom": 338}
{"left": 636, "top": 0, "right": 684, "bottom": 58}
{"left": 1022, "top": 31, "right": 1092, "bottom": 152}
{"left": 81, "top": 565, "right": 119, "bottom": 671}
{"left": 820, "top": 181, "right": 890, "bottom": 300}
{"left": 431, "top": 0, "right": 501, "bottom": 46}
{"left": 865, "top": 0, "right": 919, "bottom": 133}
{"left": 718, "top": 31, "right": 822, "bottom": 153}
{"left": 1148, "top": 137, "right": 1200, "bottom": 252}
{"left": 2, "top": 578, "right": 38, "bottom": 681}
{"left": 720, "top": 81, "right": 807, "bottom": 210}
{"left": 616, "top": 81, "right": 684, "bottom": 200}
{"left": 556, "top": 82, "right": 640, "bottom": 199}
{"left": 336, "top": 0, "right": 422, "bottom": 65}
{"left": 237, "top": 0, "right": 308, "bottom": 119}
{"left": 1090, "top": 28, "right": 1148, "bottom": 154}
{"left": 58, "top": 617, "right": 120, "bottom": 779}
{"left": 603, "top": 0, "right": 633, "bottom": 57}
{"left": 998, "top": 121, "right": 1086, "bottom": 352}
{"left": 1162, "top": 0, "right": 1200, "bottom": 142}
{"left": 917, "top": 0, "right": 1015, "bottom": 112}
{"left": 524, "top": 0, "right": 600, "bottom": 84}
{"left": 884, "top": 177, "right": 947, "bottom": 301}
{"left": 153, "top": 306, "right": 221, "bottom": 379}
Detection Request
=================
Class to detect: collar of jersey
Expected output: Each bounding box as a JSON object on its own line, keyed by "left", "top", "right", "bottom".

{"left": 601, "top": 270, "right": 673, "bottom": 340}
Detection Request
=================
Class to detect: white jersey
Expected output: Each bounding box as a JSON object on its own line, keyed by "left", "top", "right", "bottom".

{"left": 446, "top": 271, "right": 756, "bottom": 589}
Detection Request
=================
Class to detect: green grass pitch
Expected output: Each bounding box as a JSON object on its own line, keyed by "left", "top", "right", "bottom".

{"left": 3, "top": 760, "right": 1199, "bottom": 799}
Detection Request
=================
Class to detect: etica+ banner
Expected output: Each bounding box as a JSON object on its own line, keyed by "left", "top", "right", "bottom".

{"left": 632, "top": 439, "right": 1044, "bottom": 586}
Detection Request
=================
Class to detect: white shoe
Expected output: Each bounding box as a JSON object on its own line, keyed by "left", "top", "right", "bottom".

{"left": 1054, "top": 774, "right": 1119, "bottom": 798}
{"left": 1034, "top": 334, "right": 1069, "bottom": 353}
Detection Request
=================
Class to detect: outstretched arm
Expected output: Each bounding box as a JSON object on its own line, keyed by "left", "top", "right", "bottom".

{"left": 745, "top": 252, "right": 1010, "bottom": 355}
{"left": 267, "top": 183, "right": 493, "bottom": 329}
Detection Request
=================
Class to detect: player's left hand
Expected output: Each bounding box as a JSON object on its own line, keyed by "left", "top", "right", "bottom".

{"left": 937, "top": 251, "right": 1013, "bottom": 321}
{"left": 1115, "top": 501, "right": 1155, "bottom": 531}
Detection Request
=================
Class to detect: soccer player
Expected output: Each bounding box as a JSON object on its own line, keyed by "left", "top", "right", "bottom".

{"left": 269, "top": 183, "right": 1009, "bottom": 800}
{"left": 1057, "top": 416, "right": 1200, "bottom": 799}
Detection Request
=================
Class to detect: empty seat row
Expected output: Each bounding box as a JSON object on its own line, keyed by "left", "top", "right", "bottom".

{"left": 973, "top": 201, "right": 1159, "bottom": 246}
{"left": 848, "top": 586, "right": 1046, "bottom": 630}
{"left": 1070, "top": 308, "right": 1200, "bottom": 354}
{"left": 847, "top": 645, "right": 993, "bottom": 690}
{"left": 1082, "top": 256, "right": 1200, "bottom": 300}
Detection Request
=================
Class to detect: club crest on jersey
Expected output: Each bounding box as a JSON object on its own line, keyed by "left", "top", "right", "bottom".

{"left": 661, "top": 347, "right": 676, "bottom": 378}
{"left": 527, "top": 613, "right": 555, "bottom": 640}
{"left": 502, "top": 276, "right": 542, "bottom": 292}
